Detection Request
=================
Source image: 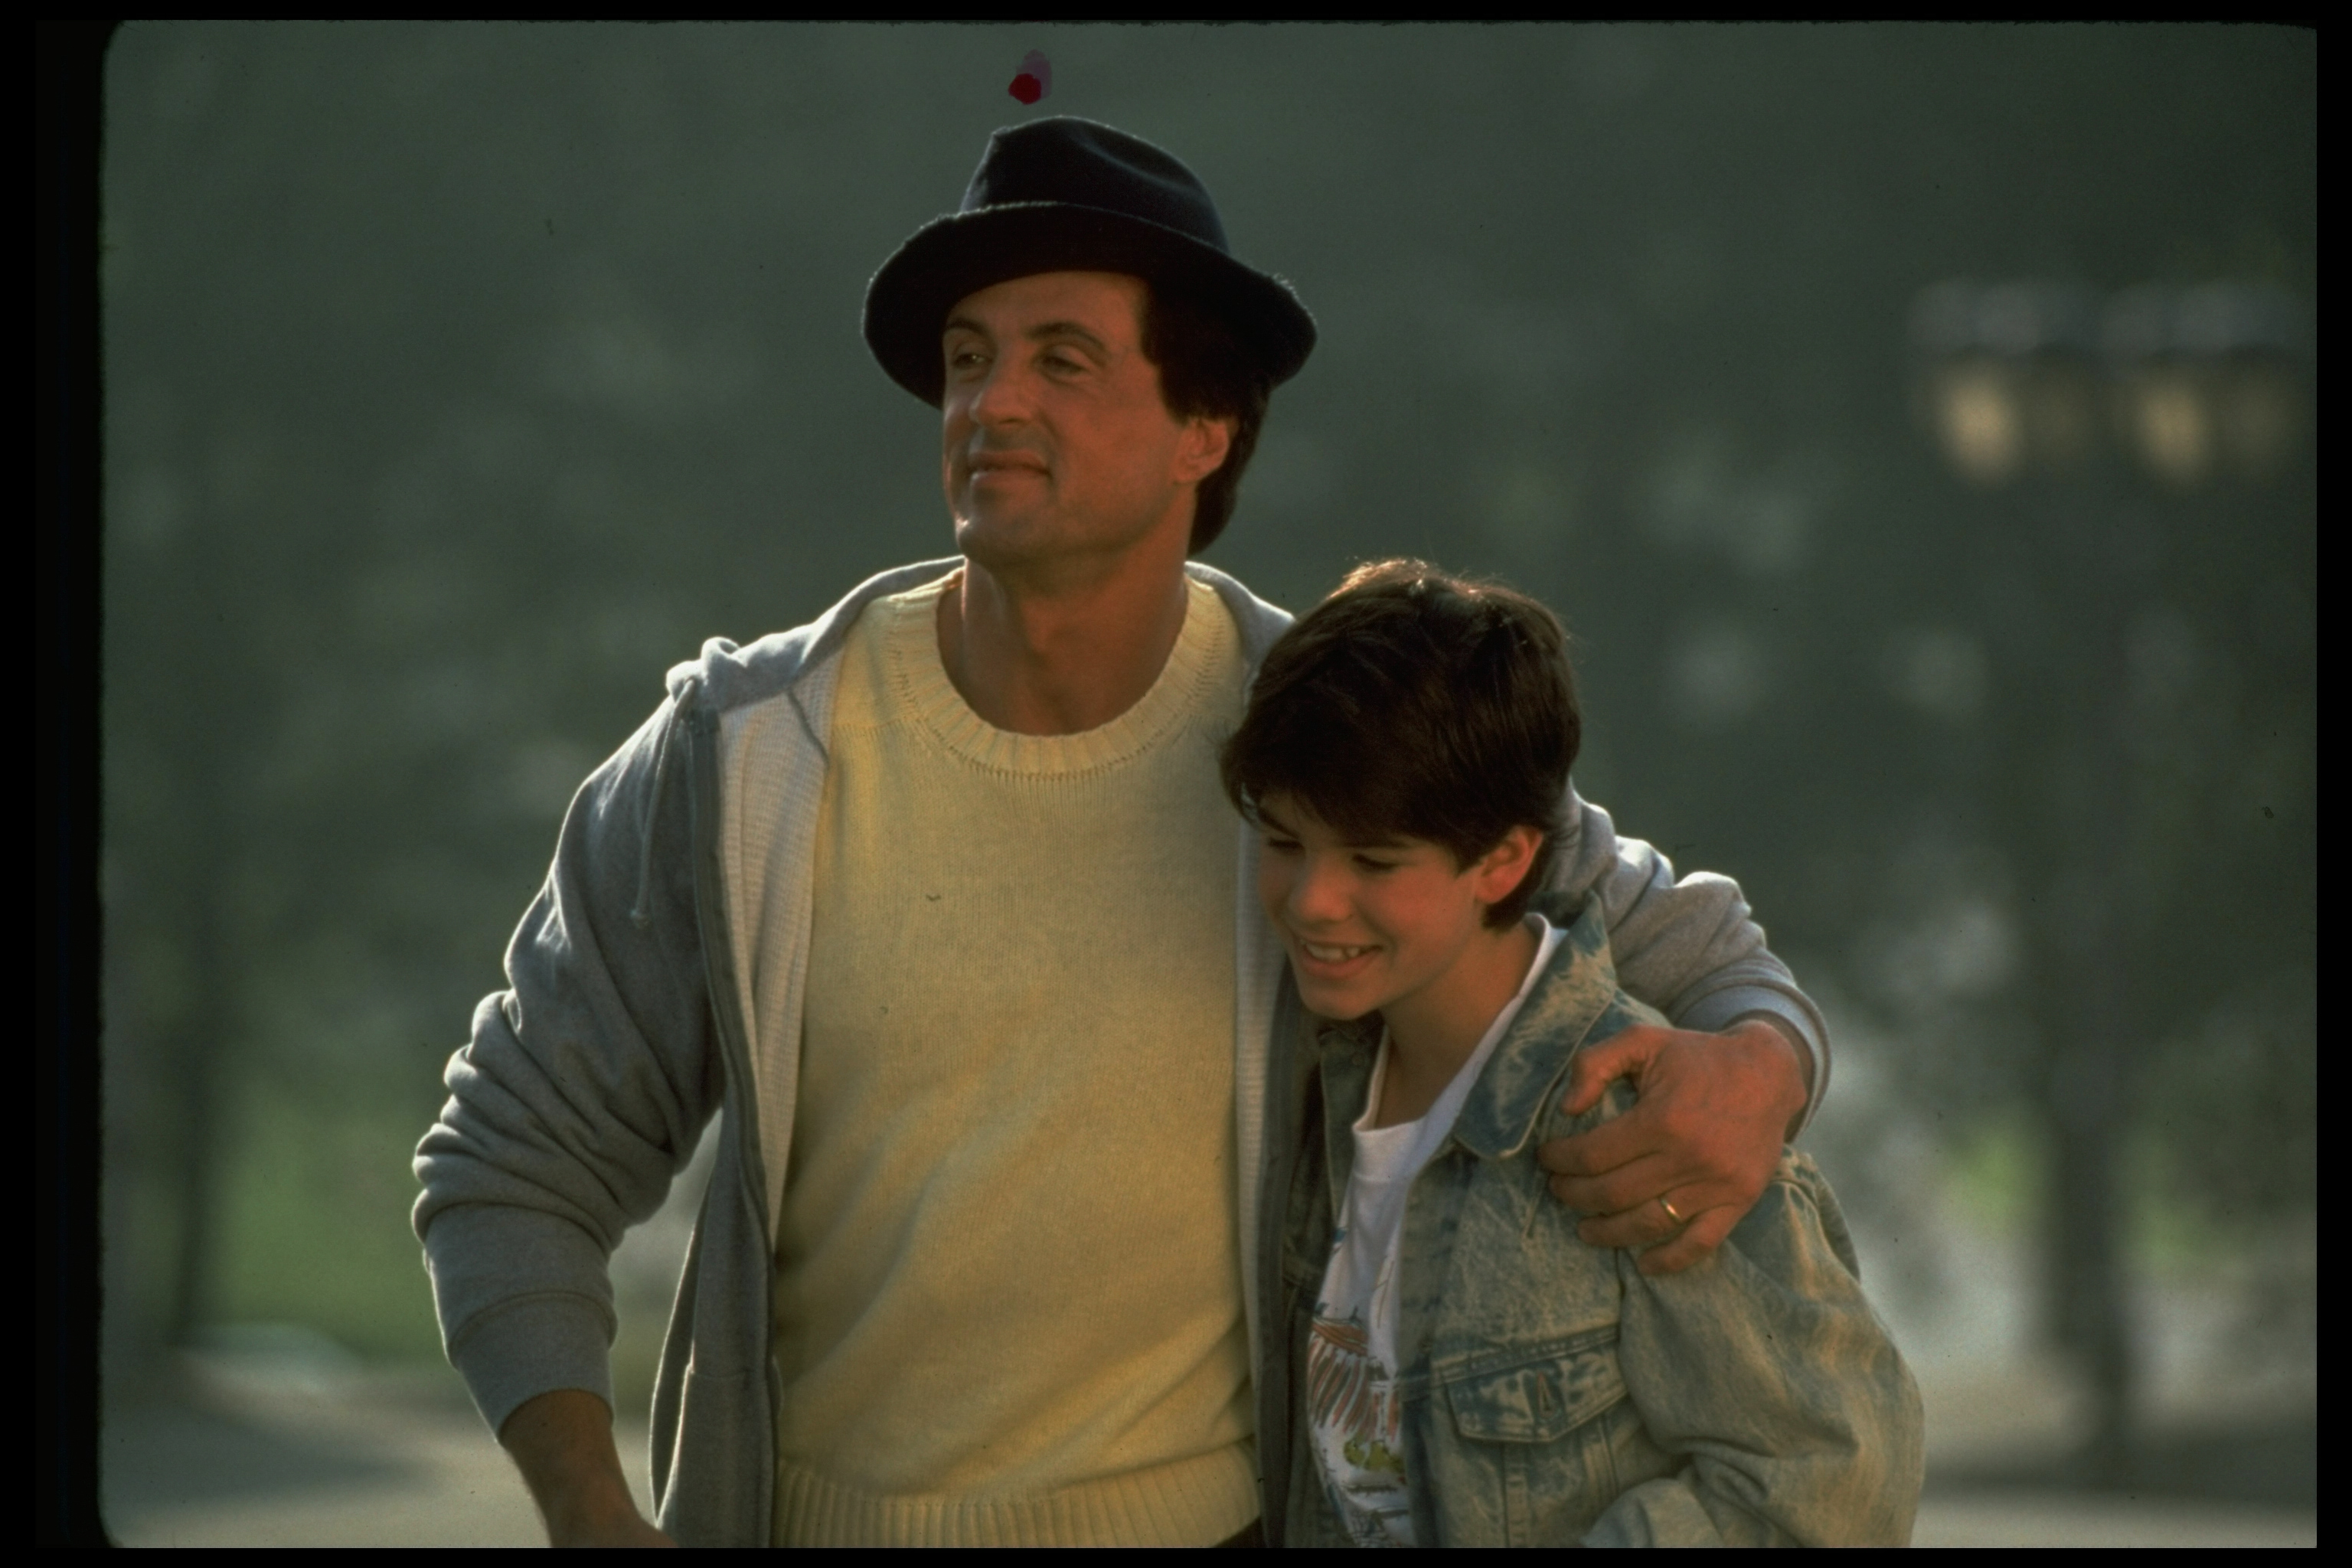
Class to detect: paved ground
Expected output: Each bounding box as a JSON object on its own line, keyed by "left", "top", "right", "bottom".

{"left": 104, "top": 1134, "right": 2314, "bottom": 1547}
{"left": 102, "top": 1357, "right": 611, "bottom": 1547}
{"left": 1912, "top": 1493, "right": 2314, "bottom": 1549}
{"left": 99, "top": 1354, "right": 2314, "bottom": 1547}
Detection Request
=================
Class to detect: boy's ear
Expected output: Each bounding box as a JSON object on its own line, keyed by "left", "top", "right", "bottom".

{"left": 1469, "top": 825, "right": 1544, "bottom": 905}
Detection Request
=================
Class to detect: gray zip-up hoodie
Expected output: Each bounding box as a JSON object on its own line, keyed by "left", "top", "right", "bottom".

{"left": 412, "top": 557, "right": 1831, "bottom": 1547}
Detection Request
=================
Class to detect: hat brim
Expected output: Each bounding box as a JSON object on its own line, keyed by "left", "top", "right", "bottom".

{"left": 863, "top": 202, "right": 1316, "bottom": 407}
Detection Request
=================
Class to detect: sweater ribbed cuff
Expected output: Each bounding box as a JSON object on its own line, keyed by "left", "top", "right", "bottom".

{"left": 447, "top": 1292, "right": 616, "bottom": 1439}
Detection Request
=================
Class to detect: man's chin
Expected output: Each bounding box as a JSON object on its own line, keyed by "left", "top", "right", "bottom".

{"left": 952, "top": 510, "right": 1052, "bottom": 567}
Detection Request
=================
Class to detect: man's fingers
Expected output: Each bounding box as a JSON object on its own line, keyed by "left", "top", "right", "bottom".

{"left": 1534, "top": 1109, "right": 1646, "bottom": 1180}
{"left": 1635, "top": 1206, "right": 1740, "bottom": 1276}
{"left": 1570, "top": 1202, "right": 1676, "bottom": 1252}
{"left": 1565, "top": 1197, "right": 1740, "bottom": 1269}
{"left": 1559, "top": 1168, "right": 1745, "bottom": 1233}
{"left": 1558, "top": 1026, "right": 1663, "bottom": 1116}
{"left": 1547, "top": 1148, "right": 1704, "bottom": 1220}
{"left": 1569, "top": 1182, "right": 1700, "bottom": 1250}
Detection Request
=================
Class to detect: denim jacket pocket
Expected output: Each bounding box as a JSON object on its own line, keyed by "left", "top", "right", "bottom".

{"left": 1442, "top": 1338, "right": 1626, "bottom": 1442}
{"left": 1425, "top": 1338, "right": 1628, "bottom": 1545}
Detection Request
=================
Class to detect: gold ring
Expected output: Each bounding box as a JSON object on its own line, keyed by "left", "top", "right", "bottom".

{"left": 1658, "top": 1195, "right": 1684, "bottom": 1225}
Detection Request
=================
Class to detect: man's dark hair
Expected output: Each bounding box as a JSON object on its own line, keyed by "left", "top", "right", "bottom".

{"left": 1221, "top": 560, "right": 1580, "bottom": 929}
{"left": 1139, "top": 283, "right": 1272, "bottom": 554}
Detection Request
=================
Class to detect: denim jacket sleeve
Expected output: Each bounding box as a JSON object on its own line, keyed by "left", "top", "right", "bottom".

{"left": 1584, "top": 1155, "right": 1925, "bottom": 1547}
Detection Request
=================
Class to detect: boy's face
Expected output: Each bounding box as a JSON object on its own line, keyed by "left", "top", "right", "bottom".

{"left": 1254, "top": 792, "right": 1537, "bottom": 1024}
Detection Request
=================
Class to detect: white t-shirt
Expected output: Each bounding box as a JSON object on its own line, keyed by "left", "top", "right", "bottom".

{"left": 1306, "top": 916, "right": 1569, "bottom": 1547}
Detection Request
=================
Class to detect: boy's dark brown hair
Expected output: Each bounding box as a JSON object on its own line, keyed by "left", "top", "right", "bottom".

{"left": 1221, "top": 559, "right": 1580, "bottom": 929}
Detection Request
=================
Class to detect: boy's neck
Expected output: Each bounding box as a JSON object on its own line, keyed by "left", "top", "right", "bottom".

{"left": 1370, "top": 918, "right": 1541, "bottom": 1129}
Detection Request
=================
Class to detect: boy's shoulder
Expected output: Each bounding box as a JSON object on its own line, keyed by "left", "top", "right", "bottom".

{"left": 1726, "top": 1148, "right": 1864, "bottom": 1282}
{"left": 1498, "top": 912, "right": 1864, "bottom": 1285}
{"left": 1526, "top": 888, "right": 1667, "bottom": 1038}
{"left": 1461, "top": 894, "right": 1668, "bottom": 1158}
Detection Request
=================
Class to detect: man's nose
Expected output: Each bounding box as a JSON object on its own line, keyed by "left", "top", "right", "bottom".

{"left": 965, "top": 359, "right": 1034, "bottom": 426}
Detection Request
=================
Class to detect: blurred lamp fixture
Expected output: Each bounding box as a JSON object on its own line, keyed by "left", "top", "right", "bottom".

{"left": 2103, "top": 283, "right": 2311, "bottom": 486}
{"left": 1910, "top": 281, "right": 2310, "bottom": 488}
{"left": 1909, "top": 282, "right": 2101, "bottom": 486}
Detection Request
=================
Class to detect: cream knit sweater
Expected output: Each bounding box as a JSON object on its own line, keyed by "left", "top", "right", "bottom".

{"left": 769, "top": 571, "right": 1258, "bottom": 1546}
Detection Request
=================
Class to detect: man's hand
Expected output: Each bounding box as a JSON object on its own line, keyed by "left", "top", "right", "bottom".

{"left": 500, "top": 1388, "right": 676, "bottom": 1547}
{"left": 1535, "top": 1018, "right": 1811, "bottom": 1276}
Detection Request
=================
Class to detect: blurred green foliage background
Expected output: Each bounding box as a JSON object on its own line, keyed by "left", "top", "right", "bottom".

{"left": 100, "top": 23, "right": 2313, "bottom": 1473}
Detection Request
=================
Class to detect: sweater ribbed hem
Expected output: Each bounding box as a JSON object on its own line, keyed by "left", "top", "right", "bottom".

{"left": 771, "top": 1442, "right": 1260, "bottom": 1547}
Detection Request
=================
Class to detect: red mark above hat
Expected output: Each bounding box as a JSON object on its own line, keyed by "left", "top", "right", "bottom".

{"left": 1008, "top": 50, "right": 1051, "bottom": 106}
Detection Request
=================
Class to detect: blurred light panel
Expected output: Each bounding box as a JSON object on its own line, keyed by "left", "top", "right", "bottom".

{"left": 1913, "top": 281, "right": 2309, "bottom": 490}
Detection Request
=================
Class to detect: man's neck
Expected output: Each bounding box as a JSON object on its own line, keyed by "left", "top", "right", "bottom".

{"left": 1372, "top": 920, "right": 1540, "bottom": 1129}
{"left": 937, "top": 544, "right": 1194, "bottom": 737}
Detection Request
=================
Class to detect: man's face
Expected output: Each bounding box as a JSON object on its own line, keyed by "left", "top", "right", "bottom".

{"left": 940, "top": 270, "right": 1226, "bottom": 573}
{"left": 1253, "top": 793, "right": 1533, "bottom": 1024}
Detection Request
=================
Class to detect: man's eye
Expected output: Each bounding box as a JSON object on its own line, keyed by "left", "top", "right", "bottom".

{"left": 1354, "top": 856, "right": 1398, "bottom": 874}
{"left": 1263, "top": 835, "right": 1302, "bottom": 854}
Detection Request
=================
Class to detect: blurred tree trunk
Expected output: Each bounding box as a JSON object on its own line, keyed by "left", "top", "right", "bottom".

{"left": 2044, "top": 960, "right": 2133, "bottom": 1482}
{"left": 162, "top": 850, "right": 230, "bottom": 1347}
{"left": 114, "top": 459, "right": 260, "bottom": 1357}
{"left": 2033, "top": 503, "right": 2145, "bottom": 1484}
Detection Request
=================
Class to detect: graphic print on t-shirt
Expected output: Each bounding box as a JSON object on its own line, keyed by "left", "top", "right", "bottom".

{"left": 1300, "top": 918, "right": 1569, "bottom": 1549}
{"left": 1307, "top": 1223, "right": 1414, "bottom": 1547}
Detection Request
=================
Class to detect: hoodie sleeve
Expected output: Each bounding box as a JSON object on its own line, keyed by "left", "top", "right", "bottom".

{"left": 1581, "top": 1155, "right": 1926, "bottom": 1547}
{"left": 411, "top": 691, "right": 726, "bottom": 1437}
{"left": 1546, "top": 781, "right": 1831, "bottom": 1132}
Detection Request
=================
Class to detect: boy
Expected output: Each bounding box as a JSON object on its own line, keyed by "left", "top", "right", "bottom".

{"left": 1222, "top": 560, "right": 1924, "bottom": 1547}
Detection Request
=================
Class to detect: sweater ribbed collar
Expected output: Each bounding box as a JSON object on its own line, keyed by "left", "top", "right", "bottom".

{"left": 880, "top": 571, "right": 1241, "bottom": 778}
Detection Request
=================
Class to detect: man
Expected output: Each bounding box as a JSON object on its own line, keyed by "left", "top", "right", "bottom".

{"left": 413, "top": 116, "right": 1825, "bottom": 1548}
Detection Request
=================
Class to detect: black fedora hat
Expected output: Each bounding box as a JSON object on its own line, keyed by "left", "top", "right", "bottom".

{"left": 863, "top": 116, "right": 1316, "bottom": 407}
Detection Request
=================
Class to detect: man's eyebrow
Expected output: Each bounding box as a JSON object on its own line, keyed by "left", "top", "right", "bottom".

{"left": 939, "top": 315, "right": 1111, "bottom": 354}
{"left": 1023, "top": 319, "right": 1110, "bottom": 354}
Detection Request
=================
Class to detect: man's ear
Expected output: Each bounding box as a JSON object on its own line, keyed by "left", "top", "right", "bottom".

{"left": 1174, "top": 414, "right": 1235, "bottom": 485}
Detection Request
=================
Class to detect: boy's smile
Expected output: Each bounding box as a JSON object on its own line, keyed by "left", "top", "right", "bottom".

{"left": 1291, "top": 936, "right": 1383, "bottom": 993}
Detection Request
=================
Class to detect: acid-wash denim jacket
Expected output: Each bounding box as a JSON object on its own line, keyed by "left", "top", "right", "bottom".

{"left": 1263, "top": 892, "right": 1923, "bottom": 1547}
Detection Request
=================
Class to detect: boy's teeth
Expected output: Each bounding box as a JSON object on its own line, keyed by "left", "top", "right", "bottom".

{"left": 1305, "top": 942, "right": 1369, "bottom": 961}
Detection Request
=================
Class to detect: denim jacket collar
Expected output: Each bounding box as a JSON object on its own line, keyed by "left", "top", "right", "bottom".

{"left": 1450, "top": 892, "right": 1624, "bottom": 1162}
